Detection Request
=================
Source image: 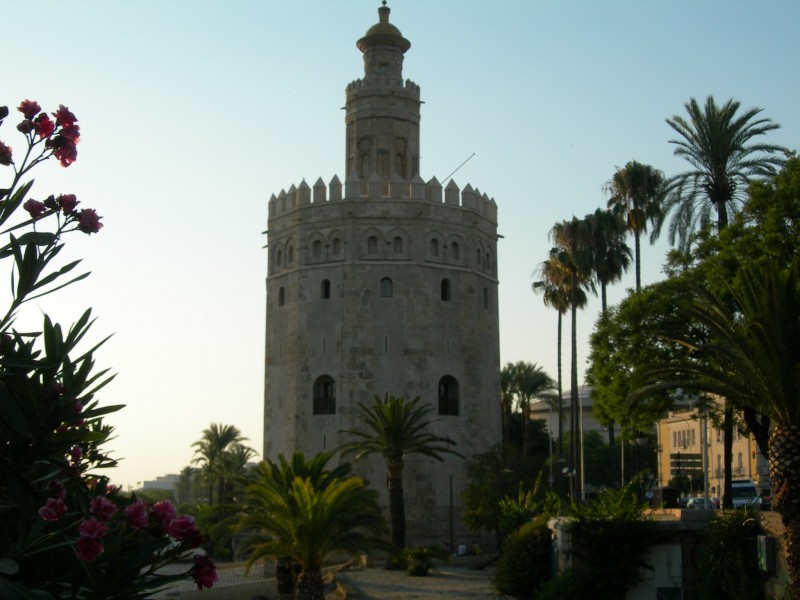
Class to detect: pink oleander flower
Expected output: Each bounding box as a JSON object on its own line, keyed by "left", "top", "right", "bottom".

{"left": 125, "top": 500, "right": 149, "bottom": 530}
{"left": 18, "top": 99, "right": 41, "bottom": 120}
{"left": 34, "top": 113, "right": 55, "bottom": 138}
{"left": 152, "top": 500, "right": 176, "bottom": 528}
{"left": 0, "top": 141, "right": 12, "bottom": 166}
{"left": 79, "top": 517, "right": 109, "bottom": 540}
{"left": 17, "top": 120, "right": 33, "bottom": 134}
{"left": 90, "top": 496, "right": 118, "bottom": 521}
{"left": 167, "top": 515, "right": 203, "bottom": 547}
{"left": 38, "top": 498, "right": 67, "bottom": 522}
{"left": 53, "top": 105, "right": 77, "bottom": 128}
{"left": 190, "top": 555, "right": 218, "bottom": 590}
{"left": 51, "top": 137, "right": 77, "bottom": 167}
{"left": 23, "top": 199, "right": 46, "bottom": 219}
{"left": 77, "top": 208, "right": 102, "bottom": 234}
{"left": 76, "top": 537, "right": 104, "bottom": 563}
{"left": 70, "top": 445, "right": 82, "bottom": 464}
{"left": 58, "top": 194, "right": 79, "bottom": 214}
{"left": 49, "top": 480, "right": 66, "bottom": 500}
{"left": 60, "top": 123, "right": 80, "bottom": 144}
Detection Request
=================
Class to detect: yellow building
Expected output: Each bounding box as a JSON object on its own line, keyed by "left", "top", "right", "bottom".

{"left": 656, "top": 403, "right": 770, "bottom": 498}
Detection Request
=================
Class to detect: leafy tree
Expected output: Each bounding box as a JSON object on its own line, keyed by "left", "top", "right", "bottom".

{"left": 606, "top": 160, "right": 666, "bottom": 290}
{"left": 550, "top": 216, "right": 596, "bottom": 498}
{"left": 638, "top": 261, "right": 800, "bottom": 594}
{"left": 339, "top": 395, "right": 463, "bottom": 548}
{"left": 659, "top": 95, "right": 787, "bottom": 508}
{"left": 238, "top": 452, "right": 385, "bottom": 600}
{"left": 532, "top": 257, "right": 587, "bottom": 462}
{"left": 462, "top": 429, "right": 550, "bottom": 538}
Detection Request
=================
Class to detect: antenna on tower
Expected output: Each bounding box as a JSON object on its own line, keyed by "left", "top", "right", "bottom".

{"left": 442, "top": 152, "right": 476, "bottom": 182}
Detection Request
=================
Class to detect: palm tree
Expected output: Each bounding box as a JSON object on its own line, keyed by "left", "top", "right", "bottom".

{"left": 606, "top": 160, "right": 665, "bottom": 290}
{"left": 504, "top": 361, "right": 556, "bottom": 459}
{"left": 586, "top": 207, "right": 631, "bottom": 312}
{"left": 639, "top": 262, "right": 800, "bottom": 595}
{"left": 238, "top": 452, "right": 385, "bottom": 600}
{"left": 659, "top": 95, "right": 787, "bottom": 252}
{"left": 220, "top": 443, "right": 258, "bottom": 504}
{"left": 500, "top": 366, "right": 515, "bottom": 446}
{"left": 192, "top": 423, "right": 248, "bottom": 505}
{"left": 550, "top": 216, "right": 596, "bottom": 500}
{"left": 533, "top": 257, "right": 588, "bottom": 464}
{"left": 659, "top": 95, "right": 787, "bottom": 508}
{"left": 339, "top": 395, "right": 464, "bottom": 549}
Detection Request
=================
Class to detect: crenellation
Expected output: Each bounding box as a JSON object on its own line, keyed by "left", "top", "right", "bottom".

{"left": 313, "top": 177, "right": 326, "bottom": 204}
{"left": 444, "top": 179, "right": 460, "bottom": 205}
{"left": 329, "top": 175, "right": 342, "bottom": 201}
{"left": 426, "top": 176, "right": 442, "bottom": 203}
{"left": 298, "top": 179, "right": 311, "bottom": 206}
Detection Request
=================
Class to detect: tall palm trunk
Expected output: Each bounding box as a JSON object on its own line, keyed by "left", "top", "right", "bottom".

{"left": 634, "top": 229, "right": 642, "bottom": 291}
{"left": 570, "top": 271, "right": 581, "bottom": 500}
{"left": 295, "top": 568, "right": 325, "bottom": 600}
{"left": 769, "top": 425, "right": 800, "bottom": 595}
{"left": 276, "top": 556, "right": 300, "bottom": 600}
{"left": 557, "top": 311, "right": 563, "bottom": 464}
{"left": 387, "top": 458, "right": 406, "bottom": 548}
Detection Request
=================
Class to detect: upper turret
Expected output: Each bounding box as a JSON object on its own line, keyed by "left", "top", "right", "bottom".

{"left": 356, "top": 2, "right": 411, "bottom": 81}
{"left": 345, "top": 3, "right": 421, "bottom": 182}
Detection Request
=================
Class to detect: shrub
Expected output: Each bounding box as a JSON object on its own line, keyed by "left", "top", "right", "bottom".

{"left": 695, "top": 507, "right": 764, "bottom": 600}
{"left": 493, "top": 516, "right": 552, "bottom": 599}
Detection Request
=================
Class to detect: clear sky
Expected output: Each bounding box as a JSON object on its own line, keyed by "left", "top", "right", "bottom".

{"left": 3, "top": 1, "right": 798, "bottom": 490}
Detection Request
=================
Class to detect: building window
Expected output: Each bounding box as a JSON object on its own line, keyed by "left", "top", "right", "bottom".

{"left": 288, "top": 245, "right": 294, "bottom": 264}
{"left": 483, "top": 287, "right": 489, "bottom": 309}
{"left": 438, "top": 376, "right": 459, "bottom": 416}
{"left": 477, "top": 248, "right": 482, "bottom": 266}
{"left": 332, "top": 237, "right": 342, "bottom": 257}
{"left": 380, "top": 277, "right": 393, "bottom": 298}
{"left": 313, "top": 239, "right": 322, "bottom": 259}
{"left": 393, "top": 236, "right": 403, "bottom": 253}
{"left": 441, "top": 278, "right": 451, "bottom": 301}
{"left": 278, "top": 286, "right": 285, "bottom": 306}
{"left": 368, "top": 236, "right": 378, "bottom": 254}
{"left": 313, "top": 376, "right": 336, "bottom": 415}
{"left": 276, "top": 249, "right": 283, "bottom": 268}
{"left": 450, "top": 241, "right": 460, "bottom": 260}
{"left": 321, "top": 279, "right": 331, "bottom": 299}
{"left": 430, "top": 239, "right": 439, "bottom": 257}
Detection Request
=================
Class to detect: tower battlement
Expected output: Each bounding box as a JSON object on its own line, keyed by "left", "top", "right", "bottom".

{"left": 346, "top": 77, "right": 421, "bottom": 98}
{"left": 268, "top": 175, "right": 497, "bottom": 223}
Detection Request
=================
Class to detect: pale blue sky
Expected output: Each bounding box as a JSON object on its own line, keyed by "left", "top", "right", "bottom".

{"left": 3, "top": 1, "right": 798, "bottom": 489}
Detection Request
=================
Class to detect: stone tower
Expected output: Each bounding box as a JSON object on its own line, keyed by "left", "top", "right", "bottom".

{"left": 264, "top": 4, "right": 501, "bottom": 546}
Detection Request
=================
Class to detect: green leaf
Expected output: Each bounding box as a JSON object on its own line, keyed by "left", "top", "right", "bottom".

{"left": 0, "top": 557, "right": 19, "bottom": 575}
{"left": 0, "top": 180, "right": 34, "bottom": 227}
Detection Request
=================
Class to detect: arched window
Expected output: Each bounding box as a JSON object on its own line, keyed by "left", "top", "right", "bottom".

{"left": 485, "top": 252, "right": 491, "bottom": 272}
{"left": 312, "top": 240, "right": 322, "bottom": 259}
{"left": 441, "top": 278, "right": 451, "bottom": 301}
{"left": 276, "top": 249, "right": 283, "bottom": 268}
{"left": 321, "top": 279, "right": 331, "bottom": 299}
{"left": 438, "top": 376, "right": 459, "bottom": 416}
{"left": 393, "top": 236, "right": 403, "bottom": 253}
{"left": 430, "top": 239, "right": 439, "bottom": 257}
{"left": 288, "top": 245, "right": 294, "bottom": 264}
{"left": 380, "top": 277, "right": 393, "bottom": 298}
{"left": 313, "top": 375, "right": 336, "bottom": 415}
{"left": 483, "top": 287, "right": 489, "bottom": 309}
{"left": 368, "top": 236, "right": 378, "bottom": 254}
{"left": 332, "top": 237, "right": 342, "bottom": 257}
{"left": 278, "top": 286, "right": 285, "bottom": 307}
{"left": 450, "top": 241, "right": 460, "bottom": 260}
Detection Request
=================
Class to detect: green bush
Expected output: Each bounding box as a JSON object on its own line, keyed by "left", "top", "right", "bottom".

{"left": 694, "top": 507, "right": 764, "bottom": 600}
{"left": 493, "top": 516, "right": 552, "bottom": 599}
{"left": 534, "top": 569, "right": 591, "bottom": 599}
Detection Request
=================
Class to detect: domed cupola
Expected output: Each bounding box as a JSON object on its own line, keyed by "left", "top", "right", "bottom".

{"left": 357, "top": 2, "right": 411, "bottom": 81}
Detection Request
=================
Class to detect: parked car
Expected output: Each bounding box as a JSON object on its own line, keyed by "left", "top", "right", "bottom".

{"left": 686, "top": 497, "right": 715, "bottom": 510}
